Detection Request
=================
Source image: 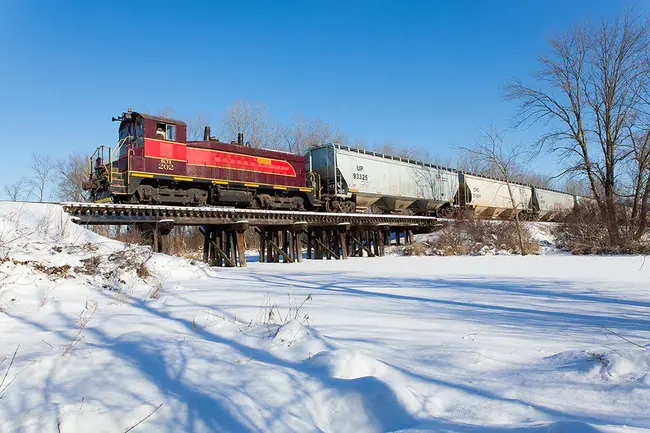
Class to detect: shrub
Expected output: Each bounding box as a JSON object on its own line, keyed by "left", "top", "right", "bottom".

{"left": 430, "top": 217, "right": 539, "bottom": 255}
{"left": 553, "top": 203, "right": 650, "bottom": 254}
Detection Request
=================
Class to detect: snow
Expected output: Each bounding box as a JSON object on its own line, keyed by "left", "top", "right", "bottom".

{"left": 1, "top": 202, "right": 650, "bottom": 432}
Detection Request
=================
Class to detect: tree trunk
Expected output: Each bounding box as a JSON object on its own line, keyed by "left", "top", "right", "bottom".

{"left": 604, "top": 185, "right": 621, "bottom": 247}
{"left": 635, "top": 173, "right": 650, "bottom": 240}
{"left": 506, "top": 181, "right": 527, "bottom": 256}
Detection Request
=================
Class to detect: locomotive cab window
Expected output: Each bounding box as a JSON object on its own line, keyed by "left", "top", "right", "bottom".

{"left": 156, "top": 122, "right": 176, "bottom": 141}
{"left": 118, "top": 123, "right": 134, "bottom": 157}
{"left": 167, "top": 124, "right": 176, "bottom": 141}
{"left": 136, "top": 119, "right": 144, "bottom": 147}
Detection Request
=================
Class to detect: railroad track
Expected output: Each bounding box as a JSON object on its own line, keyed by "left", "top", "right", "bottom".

{"left": 61, "top": 202, "right": 443, "bottom": 228}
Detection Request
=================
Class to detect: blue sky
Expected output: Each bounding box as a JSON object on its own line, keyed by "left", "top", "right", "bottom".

{"left": 0, "top": 0, "right": 638, "bottom": 198}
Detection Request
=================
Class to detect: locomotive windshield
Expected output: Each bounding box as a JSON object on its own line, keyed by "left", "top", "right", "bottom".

{"left": 118, "top": 117, "right": 144, "bottom": 158}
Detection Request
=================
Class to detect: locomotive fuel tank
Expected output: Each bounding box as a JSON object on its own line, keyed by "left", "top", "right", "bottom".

{"left": 308, "top": 144, "right": 458, "bottom": 213}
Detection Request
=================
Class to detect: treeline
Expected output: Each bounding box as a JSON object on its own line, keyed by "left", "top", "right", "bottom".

{"left": 187, "top": 101, "right": 560, "bottom": 189}
{"left": 2, "top": 100, "right": 561, "bottom": 203}
{"left": 3, "top": 153, "right": 88, "bottom": 203}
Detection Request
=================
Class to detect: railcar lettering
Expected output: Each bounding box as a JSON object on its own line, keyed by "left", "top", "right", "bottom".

{"left": 353, "top": 172, "right": 368, "bottom": 181}
{"left": 158, "top": 159, "right": 174, "bottom": 171}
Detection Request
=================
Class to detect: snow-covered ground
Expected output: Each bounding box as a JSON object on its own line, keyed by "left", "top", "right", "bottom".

{"left": 1, "top": 202, "right": 649, "bottom": 433}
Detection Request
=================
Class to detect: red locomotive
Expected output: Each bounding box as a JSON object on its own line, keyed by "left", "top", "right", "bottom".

{"left": 83, "top": 109, "right": 321, "bottom": 210}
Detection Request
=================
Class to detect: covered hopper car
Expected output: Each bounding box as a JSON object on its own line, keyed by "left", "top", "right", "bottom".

{"left": 83, "top": 110, "right": 585, "bottom": 220}
{"left": 306, "top": 143, "right": 581, "bottom": 220}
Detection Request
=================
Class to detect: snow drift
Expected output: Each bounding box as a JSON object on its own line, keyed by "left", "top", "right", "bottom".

{"left": 1, "top": 202, "right": 650, "bottom": 432}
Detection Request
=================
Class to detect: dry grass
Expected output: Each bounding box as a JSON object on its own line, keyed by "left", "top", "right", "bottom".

{"left": 136, "top": 263, "right": 150, "bottom": 279}
{"left": 428, "top": 217, "right": 539, "bottom": 256}
{"left": 402, "top": 242, "right": 426, "bottom": 256}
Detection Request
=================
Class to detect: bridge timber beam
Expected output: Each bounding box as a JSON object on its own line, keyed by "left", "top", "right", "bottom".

{"left": 61, "top": 203, "right": 442, "bottom": 266}
{"left": 62, "top": 203, "right": 441, "bottom": 228}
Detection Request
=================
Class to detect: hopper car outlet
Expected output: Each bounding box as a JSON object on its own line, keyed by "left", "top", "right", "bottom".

{"left": 83, "top": 110, "right": 591, "bottom": 220}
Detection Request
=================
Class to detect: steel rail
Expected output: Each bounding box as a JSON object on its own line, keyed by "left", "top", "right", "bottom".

{"left": 61, "top": 202, "right": 442, "bottom": 227}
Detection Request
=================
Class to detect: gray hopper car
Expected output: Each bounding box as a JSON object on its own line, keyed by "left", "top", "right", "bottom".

{"left": 306, "top": 143, "right": 583, "bottom": 219}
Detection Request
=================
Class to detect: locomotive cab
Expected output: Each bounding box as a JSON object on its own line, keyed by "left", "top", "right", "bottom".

{"left": 116, "top": 110, "right": 186, "bottom": 156}
{"left": 83, "top": 110, "right": 188, "bottom": 202}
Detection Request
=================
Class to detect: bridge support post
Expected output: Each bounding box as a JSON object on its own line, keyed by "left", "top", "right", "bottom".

{"left": 372, "top": 232, "right": 379, "bottom": 257}
{"left": 259, "top": 230, "right": 266, "bottom": 263}
{"left": 255, "top": 227, "right": 294, "bottom": 263}
{"left": 306, "top": 230, "right": 313, "bottom": 260}
{"left": 203, "top": 227, "right": 210, "bottom": 263}
{"left": 339, "top": 230, "right": 348, "bottom": 259}
{"left": 294, "top": 231, "right": 302, "bottom": 262}
{"left": 200, "top": 223, "right": 248, "bottom": 267}
{"left": 314, "top": 229, "right": 322, "bottom": 260}
{"left": 266, "top": 230, "right": 274, "bottom": 262}
{"left": 292, "top": 223, "right": 306, "bottom": 263}
{"left": 288, "top": 230, "right": 295, "bottom": 262}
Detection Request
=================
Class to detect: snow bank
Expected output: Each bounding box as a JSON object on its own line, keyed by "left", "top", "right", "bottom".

{"left": 1, "top": 202, "right": 650, "bottom": 432}
{"left": 544, "top": 348, "right": 650, "bottom": 383}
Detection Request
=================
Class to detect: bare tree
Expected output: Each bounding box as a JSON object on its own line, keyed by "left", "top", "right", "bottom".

{"left": 516, "top": 172, "right": 554, "bottom": 189}
{"left": 186, "top": 113, "right": 211, "bottom": 141}
{"left": 374, "top": 142, "right": 422, "bottom": 160}
{"left": 627, "top": 128, "right": 650, "bottom": 237}
{"left": 157, "top": 106, "right": 174, "bottom": 118}
{"left": 505, "top": 8, "right": 650, "bottom": 246}
{"left": 350, "top": 138, "right": 370, "bottom": 150}
{"left": 221, "top": 100, "right": 281, "bottom": 149}
{"left": 460, "top": 127, "right": 529, "bottom": 255}
{"left": 457, "top": 149, "right": 502, "bottom": 178}
{"left": 564, "top": 178, "right": 590, "bottom": 196}
{"left": 3, "top": 179, "right": 28, "bottom": 201}
{"left": 55, "top": 152, "right": 89, "bottom": 202}
{"left": 28, "top": 153, "right": 54, "bottom": 202}
{"left": 282, "top": 114, "right": 346, "bottom": 154}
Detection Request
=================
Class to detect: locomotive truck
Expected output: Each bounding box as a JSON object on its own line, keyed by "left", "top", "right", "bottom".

{"left": 83, "top": 109, "right": 583, "bottom": 220}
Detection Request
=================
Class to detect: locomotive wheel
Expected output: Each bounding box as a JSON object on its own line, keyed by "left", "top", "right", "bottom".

{"left": 437, "top": 206, "right": 454, "bottom": 218}
{"left": 292, "top": 196, "right": 305, "bottom": 211}
{"left": 128, "top": 192, "right": 141, "bottom": 204}
{"left": 340, "top": 201, "right": 356, "bottom": 213}
{"left": 325, "top": 199, "right": 340, "bottom": 213}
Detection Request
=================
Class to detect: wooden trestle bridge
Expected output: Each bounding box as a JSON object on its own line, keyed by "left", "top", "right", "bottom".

{"left": 62, "top": 203, "right": 441, "bottom": 267}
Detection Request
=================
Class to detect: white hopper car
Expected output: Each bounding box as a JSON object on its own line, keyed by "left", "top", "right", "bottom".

{"left": 307, "top": 143, "right": 582, "bottom": 219}
{"left": 308, "top": 144, "right": 458, "bottom": 213}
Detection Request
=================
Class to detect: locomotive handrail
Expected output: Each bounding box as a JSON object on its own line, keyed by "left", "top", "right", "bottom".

{"left": 307, "top": 172, "right": 322, "bottom": 200}
{"left": 113, "top": 136, "right": 132, "bottom": 160}
{"left": 87, "top": 137, "right": 133, "bottom": 186}
{"left": 88, "top": 145, "right": 113, "bottom": 183}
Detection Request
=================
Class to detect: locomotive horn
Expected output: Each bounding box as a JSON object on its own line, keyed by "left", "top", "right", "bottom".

{"left": 237, "top": 133, "right": 244, "bottom": 146}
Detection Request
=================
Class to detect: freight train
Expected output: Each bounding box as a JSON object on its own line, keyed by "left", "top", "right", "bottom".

{"left": 82, "top": 109, "right": 586, "bottom": 220}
